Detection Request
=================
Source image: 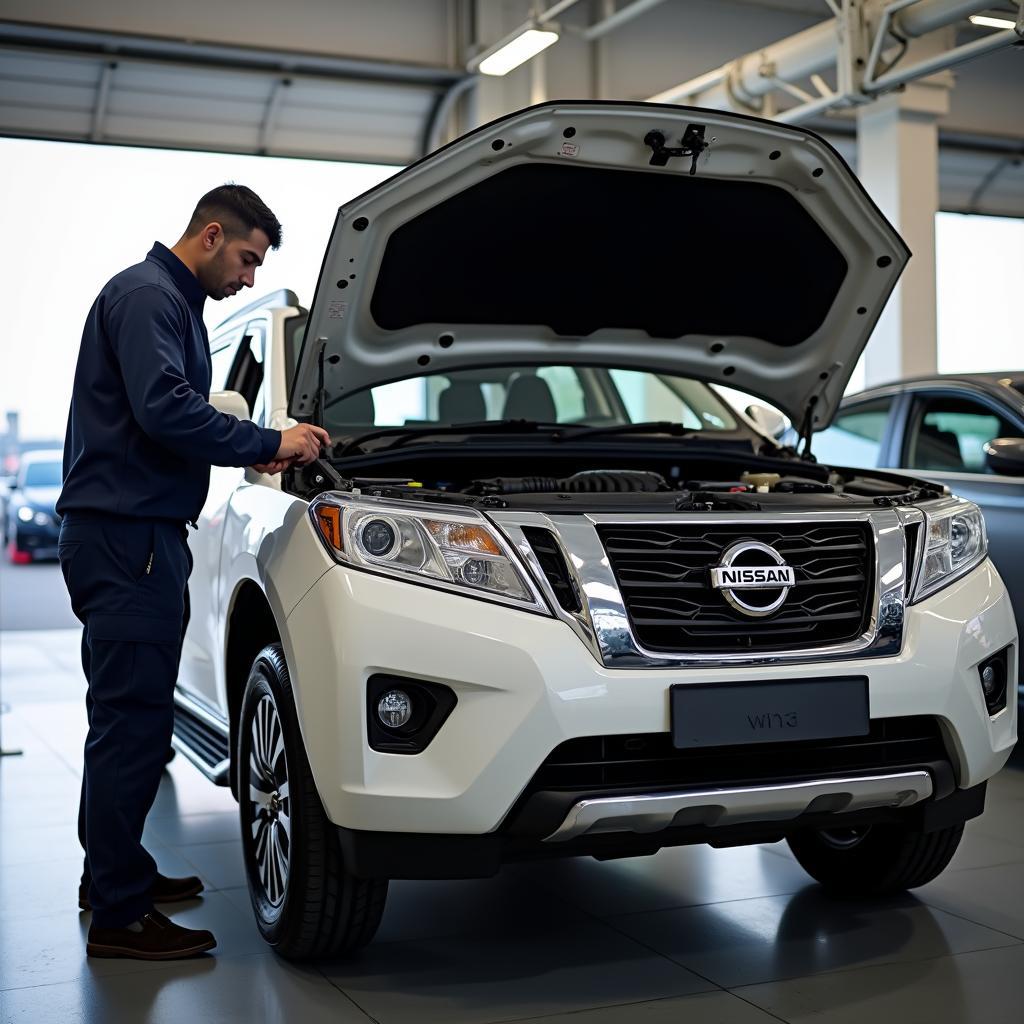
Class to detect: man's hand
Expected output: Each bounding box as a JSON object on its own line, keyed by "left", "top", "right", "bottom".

{"left": 275, "top": 424, "right": 331, "bottom": 466}
{"left": 250, "top": 458, "right": 294, "bottom": 476}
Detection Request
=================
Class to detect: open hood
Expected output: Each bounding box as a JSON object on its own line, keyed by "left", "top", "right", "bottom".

{"left": 292, "top": 101, "right": 909, "bottom": 431}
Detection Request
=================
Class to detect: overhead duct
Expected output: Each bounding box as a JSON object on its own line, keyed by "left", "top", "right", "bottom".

{"left": 647, "top": 0, "right": 1020, "bottom": 123}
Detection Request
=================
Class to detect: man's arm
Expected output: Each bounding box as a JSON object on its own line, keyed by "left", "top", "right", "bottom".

{"left": 108, "top": 286, "right": 281, "bottom": 467}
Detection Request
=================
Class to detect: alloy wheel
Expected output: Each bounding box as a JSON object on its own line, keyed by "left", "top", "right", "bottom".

{"left": 248, "top": 693, "right": 291, "bottom": 908}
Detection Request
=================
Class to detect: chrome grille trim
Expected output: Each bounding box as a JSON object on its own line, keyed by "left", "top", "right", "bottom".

{"left": 491, "top": 509, "right": 912, "bottom": 668}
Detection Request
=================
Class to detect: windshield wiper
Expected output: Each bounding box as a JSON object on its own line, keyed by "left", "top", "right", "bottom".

{"left": 552, "top": 420, "right": 696, "bottom": 443}
{"left": 334, "top": 419, "right": 564, "bottom": 458}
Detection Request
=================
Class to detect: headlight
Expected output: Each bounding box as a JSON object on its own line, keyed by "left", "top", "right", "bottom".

{"left": 910, "top": 499, "right": 987, "bottom": 603}
{"left": 17, "top": 505, "right": 33, "bottom": 522}
{"left": 33, "top": 511, "right": 51, "bottom": 527}
{"left": 309, "top": 493, "right": 549, "bottom": 614}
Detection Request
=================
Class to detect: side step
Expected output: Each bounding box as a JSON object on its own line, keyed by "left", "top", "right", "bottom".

{"left": 172, "top": 690, "right": 231, "bottom": 787}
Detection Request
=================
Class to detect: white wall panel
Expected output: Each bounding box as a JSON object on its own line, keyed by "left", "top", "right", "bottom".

{"left": 0, "top": 0, "right": 452, "bottom": 66}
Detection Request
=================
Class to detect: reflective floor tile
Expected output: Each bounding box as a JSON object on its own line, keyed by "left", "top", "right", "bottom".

{"left": 147, "top": 811, "right": 241, "bottom": 848}
{"left": 516, "top": 842, "right": 814, "bottom": 918}
{"left": 608, "top": 888, "right": 1019, "bottom": 987}
{"left": 373, "top": 873, "right": 590, "bottom": 945}
{"left": 175, "top": 840, "right": 247, "bottom": 891}
{"left": 943, "top": 827, "right": 1024, "bottom": 872}
{"left": 0, "top": 820, "right": 80, "bottom": 867}
{"left": 735, "top": 941, "right": 1024, "bottom": 1024}
{"left": 0, "top": 952, "right": 371, "bottom": 1024}
{"left": 148, "top": 764, "right": 237, "bottom": 820}
{"left": 513, "top": 990, "right": 783, "bottom": 1023}
{"left": 918, "top": 860, "right": 1024, "bottom": 940}
{"left": 322, "top": 920, "right": 714, "bottom": 1024}
{"left": 0, "top": 857, "right": 85, "bottom": 923}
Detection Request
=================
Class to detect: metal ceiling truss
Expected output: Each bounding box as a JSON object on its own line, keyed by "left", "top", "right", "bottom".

{"left": 647, "top": 0, "right": 1022, "bottom": 124}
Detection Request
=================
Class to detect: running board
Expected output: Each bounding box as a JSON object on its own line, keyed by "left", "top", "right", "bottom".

{"left": 172, "top": 690, "right": 231, "bottom": 787}
{"left": 543, "top": 770, "right": 934, "bottom": 843}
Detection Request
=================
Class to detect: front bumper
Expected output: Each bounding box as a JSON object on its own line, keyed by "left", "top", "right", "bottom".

{"left": 284, "top": 557, "right": 1017, "bottom": 839}
{"left": 10, "top": 520, "right": 60, "bottom": 558}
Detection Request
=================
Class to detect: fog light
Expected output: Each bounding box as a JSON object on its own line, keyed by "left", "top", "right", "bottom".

{"left": 981, "top": 665, "right": 998, "bottom": 697}
{"left": 977, "top": 651, "right": 1008, "bottom": 716}
{"left": 377, "top": 689, "right": 413, "bottom": 729}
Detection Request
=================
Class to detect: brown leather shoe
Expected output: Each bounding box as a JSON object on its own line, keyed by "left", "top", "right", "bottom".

{"left": 87, "top": 908, "right": 216, "bottom": 960}
{"left": 79, "top": 873, "right": 204, "bottom": 912}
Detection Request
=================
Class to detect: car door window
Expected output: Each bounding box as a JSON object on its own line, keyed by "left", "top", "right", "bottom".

{"left": 209, "top": 326, "right": 245, "bottom": 393}
{"left": 905, "top": 395, "right": 1020, "bottom": 473}
{"left": 813, "top": 398, "right": 893, "bottom": 467}
{"left": 227, "top": 323, "right": 267, "bottom": 425}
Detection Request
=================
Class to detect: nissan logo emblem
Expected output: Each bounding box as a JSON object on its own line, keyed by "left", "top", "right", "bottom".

{"left": 709, "top": 540, "right": 796, "bottom": 617}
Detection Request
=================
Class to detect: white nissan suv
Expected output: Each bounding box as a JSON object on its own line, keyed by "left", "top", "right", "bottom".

{"left": 175, "top": 102, "right": 1018, "bottom": 961}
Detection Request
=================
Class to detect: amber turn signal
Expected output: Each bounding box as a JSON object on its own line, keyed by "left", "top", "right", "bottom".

{"left": 314, "top": 504, "right": 343, "bottom": 551}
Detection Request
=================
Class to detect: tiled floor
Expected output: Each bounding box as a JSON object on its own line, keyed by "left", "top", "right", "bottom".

{"left": 2, "top": 628, "right": 1023, "bottom": 1024}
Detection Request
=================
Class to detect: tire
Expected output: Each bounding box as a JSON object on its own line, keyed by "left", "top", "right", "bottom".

{"left": 237, "top": 643, "right": 388, "bottom": 959}
{"left": 786, "top": 820, "right": 964, "bottom": 898}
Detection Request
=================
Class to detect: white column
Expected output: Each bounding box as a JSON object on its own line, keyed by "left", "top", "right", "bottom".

{"left": 856, "top": 34, "right": 954, "bottom": 386}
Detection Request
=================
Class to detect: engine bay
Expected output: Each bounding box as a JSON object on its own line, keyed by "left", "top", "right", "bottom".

{"left": 288, "top": 445, "right": 945, "bottom": 512}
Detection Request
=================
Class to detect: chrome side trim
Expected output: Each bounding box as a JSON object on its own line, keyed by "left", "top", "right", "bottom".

{"left": 490, "top": 510, "right": 907, "bottom": 669}
{"left": 543, "top": 770, "right": 934, "bottom": 843}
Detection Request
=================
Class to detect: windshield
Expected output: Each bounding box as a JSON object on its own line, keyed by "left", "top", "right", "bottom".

{"left": 287, "top": 316, "right": 740, "bottom": 437}
{"left": 312, "top": 364, "right": 738, "bottom": 436}
{"left": 288, "top": 317, "right": 737, "bottom": 438}
{"left": 22, "top": 461, "right": 62, "bottom": 487}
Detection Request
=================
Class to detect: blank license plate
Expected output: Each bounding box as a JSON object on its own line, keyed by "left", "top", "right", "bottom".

{"left": 670, "top": 677, "right": 869, "bottom": 749}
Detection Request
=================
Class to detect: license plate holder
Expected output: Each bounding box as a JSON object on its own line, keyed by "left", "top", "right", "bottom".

{"left": 670, "top": 676, "right": 869, "bottom": 749}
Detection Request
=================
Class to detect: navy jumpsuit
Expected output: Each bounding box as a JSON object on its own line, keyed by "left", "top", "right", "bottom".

{"left": 56, "top": 243, "right": 281, "bottom": 928}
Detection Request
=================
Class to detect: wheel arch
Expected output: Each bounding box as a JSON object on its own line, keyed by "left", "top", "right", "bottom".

{"left": 225, "top": 578, "right": 282, "bottom": 799}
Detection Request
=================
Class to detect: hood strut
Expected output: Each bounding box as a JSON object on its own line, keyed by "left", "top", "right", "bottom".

{"left": 311, "top": 337, "right": 327, "bottom": 428}
{"left": 797, "top": 398, "right": 817, "bottom": 461}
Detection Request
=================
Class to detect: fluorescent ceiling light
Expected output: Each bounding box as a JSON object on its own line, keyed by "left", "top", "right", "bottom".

{"left": 473, "top": 27, "right": 559, "bottom": 77}
{"left": 968, "top": 14, "right": 1016, "bottom": 29}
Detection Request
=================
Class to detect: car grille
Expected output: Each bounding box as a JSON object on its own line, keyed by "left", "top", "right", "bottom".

{"left": 596, "top": 521, "right": 874, "bottom": 653}
{"left": 527, "top": 717, "right": 946, "bottom": 793}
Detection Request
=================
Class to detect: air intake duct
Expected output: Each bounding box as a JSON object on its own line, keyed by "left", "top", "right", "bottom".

{"left": 471, "top": 470, "right": 668, "bottom": 495}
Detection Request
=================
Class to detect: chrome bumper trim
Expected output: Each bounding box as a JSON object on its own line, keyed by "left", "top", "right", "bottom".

{"left": 542, "top": 770, "right": 934, "bottom": 842}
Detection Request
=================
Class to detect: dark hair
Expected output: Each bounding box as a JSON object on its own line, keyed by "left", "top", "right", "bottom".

{"left": 185, "top": 183, "right": 282, "bottom": 249}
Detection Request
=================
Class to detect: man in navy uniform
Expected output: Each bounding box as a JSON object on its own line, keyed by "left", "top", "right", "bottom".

{"left": 56, "top": 185, "right": 330, "bottom": 960}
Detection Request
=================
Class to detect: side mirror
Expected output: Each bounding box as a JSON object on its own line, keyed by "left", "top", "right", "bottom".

{"left": 746, "top": 404, "right": 787, "bottom": 439}
{"left": 984, "top": 437, "right": 1024, "bottom": 476}
{"left": 210, "top": 390, "right": 251, "bottom": 422}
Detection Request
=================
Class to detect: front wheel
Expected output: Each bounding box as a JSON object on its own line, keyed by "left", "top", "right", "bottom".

{"left": 786, "top": 820, "right": 964, "bottom": 898}
{"left": 238, "top": 643, "right": 388, "bottom": 959}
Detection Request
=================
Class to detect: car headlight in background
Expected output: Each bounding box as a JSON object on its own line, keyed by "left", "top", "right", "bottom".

{"left": 910, "top": 499, "right": 988, "bottom": 602}
{"left": 16, "top": 506, "right": 52, "bottom": 527}
{"left": 309, "top": 494, "right": 549, "bottom": 614}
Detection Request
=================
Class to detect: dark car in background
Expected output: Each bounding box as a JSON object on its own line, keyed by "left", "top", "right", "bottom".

{"left": 813, "top": 373, "right": 1024, "bottom": 719}
{"left": 4, "top": 448, "right": 63, "bottom": 564}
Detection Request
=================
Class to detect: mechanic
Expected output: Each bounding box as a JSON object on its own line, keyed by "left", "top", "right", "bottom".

{"left": 55, "top": 184, "right": 330, "bottom": 960}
